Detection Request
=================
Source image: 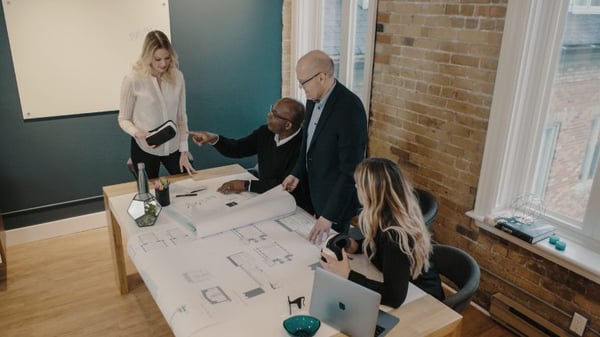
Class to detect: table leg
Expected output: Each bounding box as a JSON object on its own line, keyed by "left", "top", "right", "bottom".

{"left": 448, "top": 318, "right": 462, "bottom": 337}
{"left": 104, "top": 193, "right": 129, "bottom": 294}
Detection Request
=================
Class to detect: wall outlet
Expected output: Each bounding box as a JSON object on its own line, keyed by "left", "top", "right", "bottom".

{"left": 570, "top": 312, "right": 588, "bottom": 336}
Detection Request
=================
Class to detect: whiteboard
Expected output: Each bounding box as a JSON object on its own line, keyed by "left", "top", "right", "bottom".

{"left": 2, "top": 0, "right": 170, "bottom": 119}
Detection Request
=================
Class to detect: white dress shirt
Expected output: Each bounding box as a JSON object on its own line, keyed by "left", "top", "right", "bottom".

{"left": 118, "top": 69, "right": 189, "bottom": 156}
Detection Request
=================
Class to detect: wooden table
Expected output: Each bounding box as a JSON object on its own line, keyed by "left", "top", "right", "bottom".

{"left": 380, "top": 295, "right": 462, "bottom": 337}
{"left": 103, "top": 164, "right": 462, "bottom": 337}
{"left": 102, "top": 164, "right": 248, "bottom": 295}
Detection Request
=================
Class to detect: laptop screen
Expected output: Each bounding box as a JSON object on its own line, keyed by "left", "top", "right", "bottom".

{"left": 309, "top": 268, "right": 399, "bottom": 337}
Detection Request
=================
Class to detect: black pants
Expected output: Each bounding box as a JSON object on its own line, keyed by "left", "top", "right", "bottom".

{"left": 130, "top": 138, "right": 182, "bottom": 179}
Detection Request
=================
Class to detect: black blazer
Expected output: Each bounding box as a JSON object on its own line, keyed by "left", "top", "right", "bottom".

{"left": 292, "top": 81, "right": 368, "bottom": 229}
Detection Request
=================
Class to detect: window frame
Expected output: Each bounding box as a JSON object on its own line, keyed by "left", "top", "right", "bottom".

{"left": 472, "top": 0, "right": 600, "bottom": 250}
{"left": 532, "top": 121, "right": 561, "bottom": 197}
{"left": 289, "top": 0, "right": 378, "bottom": 112}
{"left": 580, "top": 117, "right": 600, "bottom": 181}
{"left": 570, "top": 0, "right": 600, "bottom": 14}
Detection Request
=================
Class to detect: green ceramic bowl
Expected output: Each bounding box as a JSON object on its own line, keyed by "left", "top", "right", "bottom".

{"left": 283, "top": 315, "right": 321, "bottom": 337}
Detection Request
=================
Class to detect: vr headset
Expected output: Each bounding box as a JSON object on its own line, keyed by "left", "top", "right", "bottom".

{"left": 321, "top": 233, "right": 351, "bottom": 262}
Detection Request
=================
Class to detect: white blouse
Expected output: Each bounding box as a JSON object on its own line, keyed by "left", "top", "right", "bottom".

{"left": 118, "top": 69, "right": 189, "bottom": 156}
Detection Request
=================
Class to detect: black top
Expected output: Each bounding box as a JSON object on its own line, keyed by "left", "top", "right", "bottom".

{"left": 348, "top": 229, "right": 444, "bottom": 308}
{"left": 213, "top": 125, "right": 312, "bottom": 212}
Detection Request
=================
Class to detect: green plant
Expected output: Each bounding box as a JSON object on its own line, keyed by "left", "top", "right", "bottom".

{"left": 144, "top": 202, "right": 157, "bottom": 216}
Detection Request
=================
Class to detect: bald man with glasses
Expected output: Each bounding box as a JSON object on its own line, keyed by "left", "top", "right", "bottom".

{"left": 282, "top": 50, "right": 368, "bottom": 244}
{"left": 189, "top": 97, "right": 313, "bottom": 213}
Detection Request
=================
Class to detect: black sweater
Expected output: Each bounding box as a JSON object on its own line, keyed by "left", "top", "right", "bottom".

{"left": 213, "top": 125, "right": 312, "bottom": 212}
{"left": 348, "top": 229, "right": 444, "bottom": 308}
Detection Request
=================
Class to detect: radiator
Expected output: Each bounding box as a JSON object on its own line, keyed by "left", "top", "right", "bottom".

{"left": 490, "top": 293, "right": 570, "bottom": 337}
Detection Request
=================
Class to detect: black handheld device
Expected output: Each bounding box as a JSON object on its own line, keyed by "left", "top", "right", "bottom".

{"left": 321, "top": 233, "right": 351, "bottom": 262}
{"left": 146, "top": 120, "right": 177, "bottom": 146}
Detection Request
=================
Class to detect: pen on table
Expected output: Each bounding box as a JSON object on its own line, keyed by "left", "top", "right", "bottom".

{"left": 189, "top": 187, "right": 206, "bottom": 193}
{"left": 176, "top": 193, "right": 197, "bottom": 197}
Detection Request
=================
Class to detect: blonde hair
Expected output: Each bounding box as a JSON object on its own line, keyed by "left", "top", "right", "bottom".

{"left": 133, "top": 30, "right": 179, "bottom": 82}
{"left": 354, "top": 157, "right": 432, "bottom": 279}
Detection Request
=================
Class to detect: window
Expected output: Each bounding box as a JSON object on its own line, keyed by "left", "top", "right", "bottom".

{"left": 290, "top": 0, "right": 378, "bottom": 111}
{"left": 473, "top": 0, "right": 600, "bottom": 250}
{"left": 571, "top": 0, "right": 600, "bottom": 14}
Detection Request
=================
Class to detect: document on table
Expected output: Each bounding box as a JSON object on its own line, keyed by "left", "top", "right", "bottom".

{"left": 193, "top": 186, "right": 297, "bottom": 238}
{"left": 125, "top": 203, "right": 427, "bottom": 336}
{"left": 127, "top": 211, "right": 323, "bottom": 337}
{"left": 165, "top": 174, "right": 297, "bottom": 238}
{"left": 121, "top": 172, "right": 428, "bottom": 336}
{"left": 165, "top": 172, "right": 257, "bottom": 228}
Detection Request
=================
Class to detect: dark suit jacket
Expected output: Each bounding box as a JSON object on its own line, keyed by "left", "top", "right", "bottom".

{"left": 292, "top": 81, "right": 368, "bottom": 231}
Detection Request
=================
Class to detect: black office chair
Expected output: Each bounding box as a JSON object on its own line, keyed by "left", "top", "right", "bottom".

{"left": 414, "top": 188, "right": 438, "bottom": 230}
{"left": 431, "top": 244, "right": 480, "bottom": 313}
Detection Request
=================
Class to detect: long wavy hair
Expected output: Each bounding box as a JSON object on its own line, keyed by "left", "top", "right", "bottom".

{"left": 133, "top": 30, "right": 179, "bottom": 83}
{"left": 354, "top": 157, "right": 432, "bottom": 279}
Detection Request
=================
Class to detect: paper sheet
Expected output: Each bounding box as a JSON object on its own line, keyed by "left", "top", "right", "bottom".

{"left": 118, "top": 174, "right": 426, "bottom": 336}
{"left": 127, "top": 212, "right": 323, "bottom": 337}
{"left": 193, "top": 186, "right": 297, "bottom": 238}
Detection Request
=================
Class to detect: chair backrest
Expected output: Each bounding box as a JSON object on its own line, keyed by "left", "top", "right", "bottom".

{"left": 414, "top": 188, "right": 438, "bottom": 230}
{"left": 431, "top": 244, "right": 480, "bottom": 313}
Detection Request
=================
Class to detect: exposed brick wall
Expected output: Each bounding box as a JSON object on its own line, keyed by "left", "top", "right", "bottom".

{"left": 281, "top": 0, "right": 599, "bottom": 335}
{"left": 369, "top": 1, "right": 599, "bottom": 335}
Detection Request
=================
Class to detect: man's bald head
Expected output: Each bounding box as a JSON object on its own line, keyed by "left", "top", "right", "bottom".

{"left": 297, "top": 50, "right": 334, "bottom": 77}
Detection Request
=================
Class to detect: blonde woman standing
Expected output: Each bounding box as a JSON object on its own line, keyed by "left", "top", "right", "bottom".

{"left": 118, "top": 30, "right": 194, "bottom": 179}
{"left": 320, "top": 157, "right": 443, "bottom": 308}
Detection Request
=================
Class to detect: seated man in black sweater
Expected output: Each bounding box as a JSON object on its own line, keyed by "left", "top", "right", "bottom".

{"left": 188, "top": 97, "right": 313, "bottom": 213}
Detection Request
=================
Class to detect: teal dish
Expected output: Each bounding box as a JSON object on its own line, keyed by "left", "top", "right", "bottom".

{"left": 283, "top": 315, "right": 321, "bottom": 337}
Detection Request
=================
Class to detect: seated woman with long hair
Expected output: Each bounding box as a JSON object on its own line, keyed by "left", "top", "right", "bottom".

{"left": 320, "top": 157, "right": 444, "bottom": 308}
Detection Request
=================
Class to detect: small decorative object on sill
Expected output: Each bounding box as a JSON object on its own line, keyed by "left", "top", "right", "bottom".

{"left": 510, "top": 193, "right": 545, "bottom": 224}
{"left": 494, "top": 216, "right": 555, "bottom": 244}
{"left": 488, "top": 194, "right": 556, "bottom": 244}
{"left": 555, "top": 240, "right": 567, "bottom": 251}
{"left": 549, "top": 235, "right": 560, "bottom": 245}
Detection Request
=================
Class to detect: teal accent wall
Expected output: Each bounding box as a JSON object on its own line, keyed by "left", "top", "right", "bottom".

{"left": 0, "top": 0, "right": 282, "bottom": 228}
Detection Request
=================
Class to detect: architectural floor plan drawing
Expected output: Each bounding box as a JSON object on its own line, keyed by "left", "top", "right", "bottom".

{"left": 166, "top": 173, "right": 257, "bottom": 228}
{"left": 111, "top": 173, "right": 430, "bottom": 336}
{"left": 232, "top": 225, "right": 268, "bottom": 243}
{"left": 192, "top": 186, "right": 298, "bottom": 238}
{"left": 114, "top": 172, "right": 336, "bottom": 336}
{"left": 126, "top": 199, "right": 323, "bottom": 337}
{"left": 276, "top": 210, "right": 320, "bottom": 240}
{"left": 128, "top": 225, "right": 195, "bottom": 258}
{"left": 228, "top": 251, "right": 275, "bottom": 298}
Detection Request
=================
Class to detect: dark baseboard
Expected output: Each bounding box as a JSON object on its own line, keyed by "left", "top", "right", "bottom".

{"left": 3, "top": 198, "right": 104, "bottom": 230}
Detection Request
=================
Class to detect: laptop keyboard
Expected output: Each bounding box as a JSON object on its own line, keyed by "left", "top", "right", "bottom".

{"left": 374, "top": 324, "right": 385, "bottom": 337}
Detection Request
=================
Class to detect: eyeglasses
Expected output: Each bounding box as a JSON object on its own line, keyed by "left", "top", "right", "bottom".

{"left": 287, "top": 296, "right": 305, "bottom": 315}
{"left": 269, "top": 104, "right": 293, "bottom": 124}
{"left": 298, "top": 72, "right": 321, "bottom": 87}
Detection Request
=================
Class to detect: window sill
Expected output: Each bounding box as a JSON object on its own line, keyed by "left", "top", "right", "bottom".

{"left": 466, "top": 211, "right": 600, "bottom": 285}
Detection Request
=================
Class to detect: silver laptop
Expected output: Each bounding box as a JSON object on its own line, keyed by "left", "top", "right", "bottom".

{"left": 309, "top": 268, "right": 400, "bottom": 337}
